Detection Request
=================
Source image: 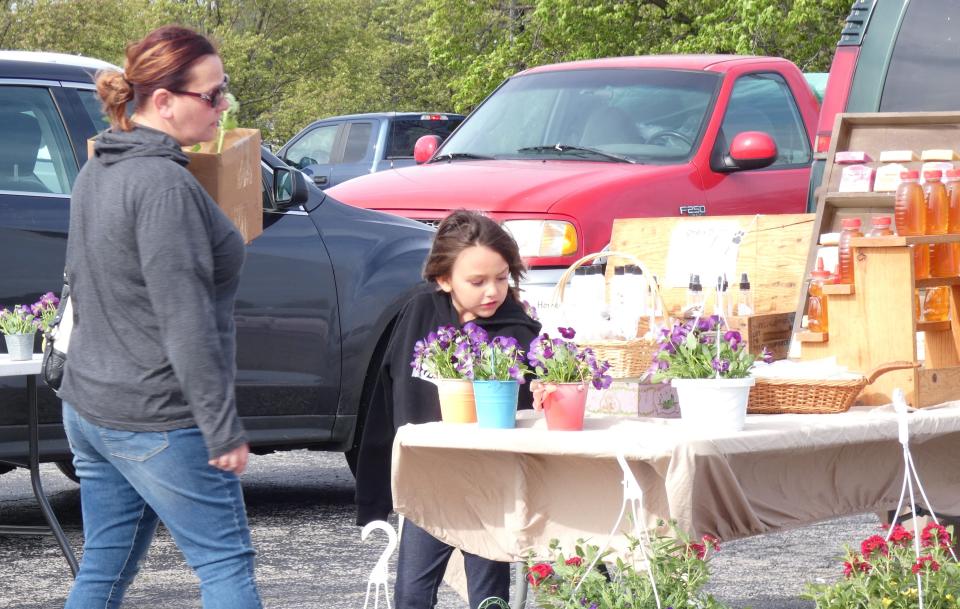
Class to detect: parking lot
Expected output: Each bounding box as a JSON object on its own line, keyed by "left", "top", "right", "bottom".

{"left": 0, "top": 449, "right": 876, "bottom": 608}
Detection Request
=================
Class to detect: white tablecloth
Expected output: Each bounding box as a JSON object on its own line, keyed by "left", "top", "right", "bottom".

{"left": 392, "top": 405, "right": 960, "bottom": 561}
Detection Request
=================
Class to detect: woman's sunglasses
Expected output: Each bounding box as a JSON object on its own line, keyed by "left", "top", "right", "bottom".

{"left": 169, "top": 75, "right": 230, "bottom": 108}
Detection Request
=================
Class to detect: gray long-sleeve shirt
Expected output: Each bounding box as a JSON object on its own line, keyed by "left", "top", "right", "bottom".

{"left": 59, "top": 125, "right": 247, "bottom": 458}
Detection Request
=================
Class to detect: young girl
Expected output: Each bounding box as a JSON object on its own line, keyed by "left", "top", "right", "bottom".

{"left": 355, "top": 210, "right": 541, "bottom": 609}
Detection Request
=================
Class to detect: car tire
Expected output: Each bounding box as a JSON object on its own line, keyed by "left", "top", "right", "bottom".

{"left": 0, "top": 462, "right": 14, "bottom": 477}
{"left": 56, "top": 460, "right": 80, "bottom": 483}
{"left": 344, "top": 321, "right": 394, "bottom": 478}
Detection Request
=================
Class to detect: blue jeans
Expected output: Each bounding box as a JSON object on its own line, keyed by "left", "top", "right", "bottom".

{"left": 62, "top": 403, "right": 263, "bottom": 609}
{"left": 395, "top": 519, "right": 510, "bottom": 609}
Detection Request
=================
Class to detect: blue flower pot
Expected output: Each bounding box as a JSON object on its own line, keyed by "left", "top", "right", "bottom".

{"left": 473, "top": 380, "right": 519, "bottom": 429}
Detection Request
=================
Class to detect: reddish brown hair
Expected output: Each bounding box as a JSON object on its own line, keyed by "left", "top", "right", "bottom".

{"left": 423, "top": 210, "right": 527, "bottom": 300}
{"left": 96, "top": 25, "right": 217, "bottom": 131}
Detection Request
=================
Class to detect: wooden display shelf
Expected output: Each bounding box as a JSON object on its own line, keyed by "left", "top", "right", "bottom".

{"left": 796, "top": 331, "right": 828, "bottom": 343}
{"left": 822, "top": 192, "right": 895, "bottom": 207}
{"left": 799, "top": 111, "right": 960, "bottom": 407}
{"left": 852, "top": 235, "right": 960, "bottom": 247}
{"left": 822, "top": 284, "right": 854, "bottom": 295}
{"left": 916, "top": 277, "right": 960, "bottom": 289}
{"left": 917, "top": 320, "right": 951, "bottom": 332}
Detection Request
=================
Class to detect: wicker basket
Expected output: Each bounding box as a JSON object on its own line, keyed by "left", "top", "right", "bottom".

{"left": 746, "top": 361, "right": 918, "bottom": 414}
{"left": 551, "top": 251, "right": 671, "bottom": 379}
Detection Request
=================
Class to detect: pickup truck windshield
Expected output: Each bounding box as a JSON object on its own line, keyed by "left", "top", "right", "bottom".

{"left": 439, "top": 68, "right": 720, "bottom": 164}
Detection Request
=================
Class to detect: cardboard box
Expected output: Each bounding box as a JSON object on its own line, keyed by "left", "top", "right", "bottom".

{"left": 88, "top": 128, "right": 263, "bottom": 243}
{"left": 586, "top": 380, "right": 679, "bottom": 418}
{"left": 728, "top": 312, "right": 795, "bottom": 362}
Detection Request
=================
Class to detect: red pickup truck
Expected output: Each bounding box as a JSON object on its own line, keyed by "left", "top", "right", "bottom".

{"left": 327, "top": 54, "right": 819, "bottom": 305}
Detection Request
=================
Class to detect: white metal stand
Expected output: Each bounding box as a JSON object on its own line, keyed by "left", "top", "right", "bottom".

{"left": 361, "top": 520, "right": 397, "bottom": 609}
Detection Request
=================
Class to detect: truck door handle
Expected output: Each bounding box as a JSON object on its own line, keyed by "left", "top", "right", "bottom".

{"left": 313, "top": 175, "right": 328, "bottom": 186}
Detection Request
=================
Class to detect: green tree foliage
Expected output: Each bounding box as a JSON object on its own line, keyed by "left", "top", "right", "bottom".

{"left": 2, "top": 0, "right": 850, "bottom": 144}
{"left": 426, "top": 0, "right": 851, "bottom": 112}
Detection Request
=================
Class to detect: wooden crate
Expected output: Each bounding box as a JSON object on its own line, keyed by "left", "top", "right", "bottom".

{"left": 800, "top": 111, "right": 960, "bottom": 407}
{"left": 729, "top": 312, "right": 795, "bottom": 362}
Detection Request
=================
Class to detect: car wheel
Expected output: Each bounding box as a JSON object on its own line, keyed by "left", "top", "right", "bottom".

{"left": 56, "top": 460, "right": 80, "bottom": 483}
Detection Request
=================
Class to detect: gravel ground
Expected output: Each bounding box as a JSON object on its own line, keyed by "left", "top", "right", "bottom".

{"left": 0, "top": 451, "right": 875, "bottom": 608}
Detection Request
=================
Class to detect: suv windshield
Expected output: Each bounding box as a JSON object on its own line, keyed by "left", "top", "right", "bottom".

{"left": 439, "top": 68, "right": 720, "bottom": 164}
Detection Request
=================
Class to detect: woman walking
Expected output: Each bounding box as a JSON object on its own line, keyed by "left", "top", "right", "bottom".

{"left": 59, "top": 25, "right": 263, "bottom": 609}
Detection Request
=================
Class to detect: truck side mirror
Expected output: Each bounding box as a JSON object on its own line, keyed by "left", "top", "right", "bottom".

{"left": 274, "top": 167, "right": 309, "bottom": 210}
{"left": 719, "top": 131, "right": 778, "bottom": 172}
{"left": 414, "top": 135, "right": 442, "bottom": 164}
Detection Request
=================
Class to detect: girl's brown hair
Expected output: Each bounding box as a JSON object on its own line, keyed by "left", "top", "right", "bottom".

{"left": 423, "top": 210, "right": 527, "bottom": 300}
{"left": 96, "top": 25, "right": 217, "bottom": 131}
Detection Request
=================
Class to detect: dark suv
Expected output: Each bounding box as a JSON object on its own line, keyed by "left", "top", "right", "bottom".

{"left": 0, "top": 51, "right": 434, "bottom": 477}
{"left": 808, "top": 0, "right": 960, "bottom": 209}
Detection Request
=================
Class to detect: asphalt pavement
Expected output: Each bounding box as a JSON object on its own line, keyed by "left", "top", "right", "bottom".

{"left": 0, "top": 450, "right": 875, "bottom": 608}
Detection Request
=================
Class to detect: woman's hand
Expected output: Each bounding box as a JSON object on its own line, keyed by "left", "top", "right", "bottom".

{"left": 209, "top": 443, "right": 250, "bottom": 474}
{"left": 531, "top": 380, "right": 558, "bottom": 411}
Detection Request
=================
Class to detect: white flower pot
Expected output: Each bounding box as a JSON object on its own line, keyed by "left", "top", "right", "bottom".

{"left": 4, "top": 332, "right": 36, "bottom": 361}
{"left": 671, "top": 376, "right": 755, "bottom": 433}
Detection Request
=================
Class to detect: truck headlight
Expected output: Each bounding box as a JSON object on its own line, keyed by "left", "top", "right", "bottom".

{"left": 501, "top": 220, "right": 578, "bottom": 257}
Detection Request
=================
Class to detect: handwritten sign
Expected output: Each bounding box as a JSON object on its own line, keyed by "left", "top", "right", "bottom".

{"left": 664, "top": 220, "right": 745, "bottom": 289}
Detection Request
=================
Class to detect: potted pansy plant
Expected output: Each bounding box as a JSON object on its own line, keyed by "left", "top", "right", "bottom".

{"left": 0, "top": 293, "right": 58, "bottom": 362}
{"left": 1, "top": 305, "right": 38, "bottom": 361}
{"left": 471, "top": 327, "right": 530, "bottom": 429}
{"left": 411, "top": 324, "right": 484, "bottom": 423}
{"left": 649, "top": 315, "right": 768, "bottom": 433}
{"left": 528, "top": 327, "right": 612, "bottom": 431}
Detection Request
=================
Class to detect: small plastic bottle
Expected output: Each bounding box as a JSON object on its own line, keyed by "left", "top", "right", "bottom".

{"left": 894, "top": 170, "right": 925, "bottom": 236}
{"left": 837, "top": 217, "right": 863, "bottom": 284}
{"left": 736, "top": 272, "right": 754, "bottom": 316}
{"left": 610, "top": 266, "right": 628, "bottom": 338}
{"left": 867, "top": 215, "right": 894, "bottom": 237}
{"left": 686, "top": 273, "right": 704, "bottom": 318}
{"left": 807, "top": 258, "right": 830, "bottom": 333}
{"left": 714, "top": 275, "right": 732, "bottom": 321}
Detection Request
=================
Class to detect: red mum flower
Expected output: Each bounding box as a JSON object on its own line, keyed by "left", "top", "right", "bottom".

{"left": 843, "top": 555, "right": 872, "bottom": 578}
{"left": 921, "top": 522, "right": 951, "bottom": 549}
{"left": 702, "top": 534, "right": 721, "bottom": 551}
{"left": 912, "top": 555, "right": 941, "bottom": 574}
{"left": 888, "top": 524, "right": 914, "bottom": 547}
{"left": 860, "top": 535, "right": 889, "bottom": 558}
{"left": 688, "top": 542, "right": 706, "bottom": 560}
{"left": 565, "top": 556, "right": 583, "bottom": 566}
{"left": 527, "top": 563, "right": 553, "bottom": 587}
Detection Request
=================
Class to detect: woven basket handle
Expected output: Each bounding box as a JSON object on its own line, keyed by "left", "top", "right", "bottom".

{"left": 550, "top": 251, "right": 665, "bottom": 312}
{"left": 865, "top": 361, "right": 920, "bottom": 384}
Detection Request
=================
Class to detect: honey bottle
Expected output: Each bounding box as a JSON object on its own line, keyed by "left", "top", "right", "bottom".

{"left": 807, "top": 258, "right": 830, "bottom": 333}
{"left": 946, "top": 169, "right": 960, "bottom": 274}
{"left": 924, "top": 170, "right": 949, "bottom": 235}
{"left": 926, "top": 170, "right": 953, "bottom": 277}
{"left": 895, "top": 170, "right": 925, "bottom": 236}
{"left": 837, "top": 218, "right": 863, "bottom": 285}
{"left": 923, "top": 286, "right": 950, "bottom": 322}
{"left": 867, "top": 215, "right": 894, "bottom": 237}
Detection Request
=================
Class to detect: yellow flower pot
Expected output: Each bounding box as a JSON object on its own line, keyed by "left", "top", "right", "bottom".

{"left": 436, "top": 379, "right": 477, "bottom": 424}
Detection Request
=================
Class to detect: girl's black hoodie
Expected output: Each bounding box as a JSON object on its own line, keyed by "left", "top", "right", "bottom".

{"left": 355, "top": 285, "right": 541, "bottom": 526}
